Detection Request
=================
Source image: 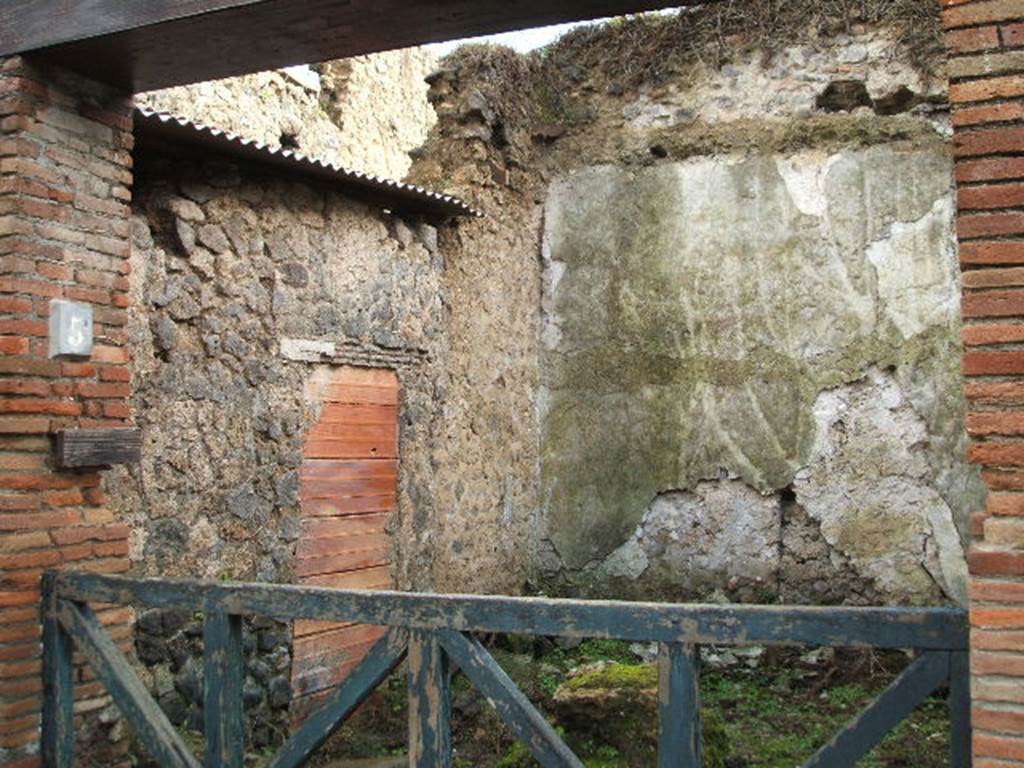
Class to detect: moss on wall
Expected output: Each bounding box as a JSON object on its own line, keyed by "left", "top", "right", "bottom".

{"left": 536, "top": 147, "right": 982, "bottom": 603}
{"left": 409, "top": 4, "right": 974, "bottom": 604}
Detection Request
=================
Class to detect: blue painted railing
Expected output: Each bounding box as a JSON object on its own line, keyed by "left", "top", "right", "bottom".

{"left": 40, "top": 570, "right": 971, "bottom": 768}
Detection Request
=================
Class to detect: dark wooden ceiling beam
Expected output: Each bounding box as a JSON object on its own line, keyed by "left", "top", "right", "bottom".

{"left": 1, "top": 0, "right": 701, "bottom": 92}
{"left": 0, "top": 1, "right": 267, "bottom": 57}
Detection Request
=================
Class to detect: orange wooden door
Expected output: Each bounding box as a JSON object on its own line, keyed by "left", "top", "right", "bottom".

{"left": 291, "top": 367, "right": 397, "bottom": 721}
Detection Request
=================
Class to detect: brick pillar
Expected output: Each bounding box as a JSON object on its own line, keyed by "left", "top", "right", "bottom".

{"left": 944, "top": 0, "right": 1024, "bottom": 765}
{"left": 0, "top": 57, "right": 133, "bottom": 768}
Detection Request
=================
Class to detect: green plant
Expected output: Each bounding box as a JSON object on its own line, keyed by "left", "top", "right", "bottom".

{"left": 540, "top": 0, "right": 943, "bottom": 89}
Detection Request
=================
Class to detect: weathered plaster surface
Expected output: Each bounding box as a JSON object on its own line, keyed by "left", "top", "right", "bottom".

{"left": 535, "top": 146, "right": 982, "bottom": 604}
{"left": 599, "top": 482, "right": 782, "bottom": 588}
{"left": 411, "top": 14, "right": 973, "bottom": 603}
{"left": 794, "top": 369, "right": 969, "bottom": 604}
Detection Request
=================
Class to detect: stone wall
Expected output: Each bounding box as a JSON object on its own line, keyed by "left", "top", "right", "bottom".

{"left": 108, "top": 139, "right": 449, "bottom": 589}
{"left": 104, "top": 136, "right": 467, "bottom": 750}
{"left": 137, "top": 48, "right": 437, "bottom": 180}
{"left": 133, "top": 609, "right": 292, "bottom": 751}
{"left": 317, "top": 52, "right": 440, "bottom": 180}
{"left": 413, "top": 180, "right": 542, "bottom": 595}
{"left": 409, "top": 8, "right": 985, "bottom": 606}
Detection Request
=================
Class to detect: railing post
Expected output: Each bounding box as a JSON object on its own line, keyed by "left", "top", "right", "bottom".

{"left": 204, "top": 610, "right": 245, "bottom": 768}
{"left": 658, "top": 642, "right": 701, "bottom": 768}
{"left": 41, "top": 572, "right": 74, "bottom": 768}
{"left": 949, "top": 650, "right": 972, "bottom": 768}
{"left": 408, "top": 630, "right": 452, "bottom": 768}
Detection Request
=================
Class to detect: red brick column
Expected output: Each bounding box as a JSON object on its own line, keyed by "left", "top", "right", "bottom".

{"left": 945, "top": 0, "right": 1024, "bottom": 765}
{"left": 0, "top": 57, "right": 133, "bottom": 768}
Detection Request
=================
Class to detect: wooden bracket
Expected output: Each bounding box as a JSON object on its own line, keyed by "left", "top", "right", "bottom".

{"left": 53, "top": 428, "right": 142, "bottom": 469}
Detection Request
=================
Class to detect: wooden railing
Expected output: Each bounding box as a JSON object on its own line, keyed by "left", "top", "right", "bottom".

{"left": 40, "top": 570, "right": 971, "bottom": 768}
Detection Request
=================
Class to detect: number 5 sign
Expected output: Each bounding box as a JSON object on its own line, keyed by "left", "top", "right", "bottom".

{"left": 49, "top": 299, "right": 94, "bottom": 358}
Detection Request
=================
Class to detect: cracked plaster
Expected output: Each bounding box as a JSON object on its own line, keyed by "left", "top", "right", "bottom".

{"left": 535, "top": 146, "right": 983, "bottom": 604}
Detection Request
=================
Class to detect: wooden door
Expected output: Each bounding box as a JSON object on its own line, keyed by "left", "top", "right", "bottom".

{"left": 290, "top": 367, "right": 397, "bottom": 721}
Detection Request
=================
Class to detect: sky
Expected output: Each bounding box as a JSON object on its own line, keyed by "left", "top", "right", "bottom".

{"left": 425, "top": 8, "right": 684, "bottom": 56}
{"left": 426, "top": 20, "right": 599, "bottom": 55}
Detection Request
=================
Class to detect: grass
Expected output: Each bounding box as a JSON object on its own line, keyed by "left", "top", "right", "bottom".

{"left": 528, "top": 645, "right": 947, "bottom": 768}
{"left": 131, "top": 638, "right": 950, "bottom": 768}
{"left": 434, "top": 1, "right": 944, "bottom": 104}
{"left": 309, "top": 640, "right": 951, "bottom": 768}
{"left": 702, "top": 661, "right": 949, "bottom": 768}
{"left": 411, "top": 0, "right": 948, "bottom": 190}
{"left": 543, "top": 0, "right": 944, "bottom": 89}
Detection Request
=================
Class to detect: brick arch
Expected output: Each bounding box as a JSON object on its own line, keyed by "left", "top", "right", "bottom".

{"left": 943, "top": 0, "right": 1024, "bottom": 763}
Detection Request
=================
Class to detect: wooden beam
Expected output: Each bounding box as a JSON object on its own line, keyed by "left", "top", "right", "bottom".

{"left": 56, "top": 599, "right": 202, "bottom": 768}
{"left": 439, "top": 630, "right": 583, "bottom": 768}
{"left": 802, "top": 652, "right": 951, "bottom": 768}
{"left": 40, "top": 573, "right": 74, "bottom": 768}
{"left": 268, "top": 630, "right": 408, "bottom": 768}
{"left": 53, "top": 428, "right": 142, "bottom": 469}
{"left": 203, "top": 611, "right": 245, "bottom": 768}
{"left": 948, "top": 651, "right": 972, "bottom": 768}
{"left": 658, "top": 643, "right": 701, "bottom": 768}
{"left": 0, "top": 1, "right": 266, "bottom": 56}
{"left": 7, "top": 0, "right": 707, "bottom": 92}
{"left": 408, "top": 631, "right": 452, "bottom": 768}
{"left": 53, "top": 572, "right": 970, "bottom": 651}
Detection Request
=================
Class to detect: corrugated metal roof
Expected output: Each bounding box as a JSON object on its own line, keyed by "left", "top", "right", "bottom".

{"left": 134, "top": 107, "right": 480, "bottom": 219}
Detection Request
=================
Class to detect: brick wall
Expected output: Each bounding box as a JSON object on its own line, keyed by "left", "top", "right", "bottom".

{"left": 0, "top": 57, "right": 133, "bottom": 768}
{"left": 944, "top": 0, "right": 1024, "bottom": 765}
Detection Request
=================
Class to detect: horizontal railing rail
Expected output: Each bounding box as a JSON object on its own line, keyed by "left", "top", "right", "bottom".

{"left": 50, "top": 571, "right": 969, "bottom": 649}
{"left": 41, "top": 571, "right": 971, "bottom": 768}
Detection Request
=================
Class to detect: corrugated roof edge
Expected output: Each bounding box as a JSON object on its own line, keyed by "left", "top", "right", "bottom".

{"left": 134, "top": 106, "right": 482, "bottom": 219}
